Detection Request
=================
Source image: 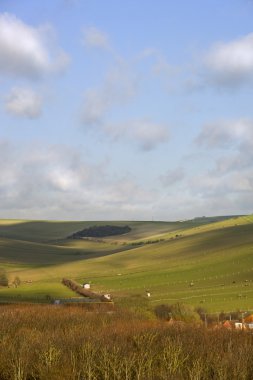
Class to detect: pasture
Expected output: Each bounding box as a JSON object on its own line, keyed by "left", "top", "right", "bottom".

{"left": 0, "top": 215, "right": 253, "bottom": 312}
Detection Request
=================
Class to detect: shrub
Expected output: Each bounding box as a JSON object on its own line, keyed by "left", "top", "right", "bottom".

{"left": 155, "top": 302, "right": 201, "bottom": 323}
{"left": 170, "top": 302, "right": 201, "bottom": 323}
{"left": 13, "top": 276, "right": 21, "bottom": 288}
{"left": 154, "top": 304, "right": 172, "bottom": 320}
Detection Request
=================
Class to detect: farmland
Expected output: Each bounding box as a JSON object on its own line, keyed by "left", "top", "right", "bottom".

{"left": 0, "top": 215, "right": 253, "bottom": 312}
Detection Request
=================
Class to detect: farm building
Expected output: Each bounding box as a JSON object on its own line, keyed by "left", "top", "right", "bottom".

{"left": 235, "top": 322, "right": 243, "bottom": 330}
{"left": 244, "top": 314, "right": 253, "bottom": 323}
{"left": 222, "top": 320, "right": 232, "bottom": 329}
{"left": 222, "top": 320, "right": 253, "bottom": 330}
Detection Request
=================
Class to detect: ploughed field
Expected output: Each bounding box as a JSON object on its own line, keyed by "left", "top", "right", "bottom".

{"left": 0, "top": 215, "right": 253, "bottom": 312}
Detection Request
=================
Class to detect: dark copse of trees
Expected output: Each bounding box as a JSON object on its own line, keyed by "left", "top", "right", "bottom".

{"left": 69, "top": 224, "right": 131, "bottom": 239}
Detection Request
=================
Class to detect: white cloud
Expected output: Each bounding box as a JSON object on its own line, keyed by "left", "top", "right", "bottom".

{"left": 160, "top": 167, "right": 185, "bottom": 186}
{"left": 0, "top": 141, "right": 155, "bottom": 220}
{"left": 0, "top": 13, "right": 69, "bottom": 79}
{"left": 105, "top": 119, "right": 169, "bottom": 151}
{"left": 185, "top": 117, "right": 253, "bottom": 217}
{"left": 81, "top": 88, "right": 107, "bottom": 125}
{"left": 82, "top": 27, "right": 110, "bottom": 50}
{"left": 204, "top": 33, "right": 253, "bottom": 86}
{"left": 5, "top": 87, "right": 42, "bottom": 118}
{"left": 189, "top": 169, "right": 253, "bottom": 200}
{"left": 81, "top": 64, "right": 168, "bottom": 150}
{"left": 196, "top": 119, "right": 253, "bottom": 149}
{"left": 156, "top": 166, "right": 253, "bottom": 220}
{"left": 0, "top": 139, "right": 252, "bottom": 220}
{"left": 135, "top": 48, "right": 181, "bottom": 93}
{"left": 214, "top": 151, "right": 253, "bottom": 174}
{"left": 130, "top": 119, "right": 169, "bottom": 151}
{"left": 196, "top": 118, "right": 253, "bottom": 187}
{"left": 82, "top": 64, "right": 138, "bottom": 126}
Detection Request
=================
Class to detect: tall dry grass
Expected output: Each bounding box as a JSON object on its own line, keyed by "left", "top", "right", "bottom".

{"left": 0, "top": 304, "right": 252, "bottom": 379}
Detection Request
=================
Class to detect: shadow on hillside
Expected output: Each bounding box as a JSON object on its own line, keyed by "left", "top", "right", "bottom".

{"left": 0, "top": 217, "right": 232, "bottom": 243}
{"left": 0, "top": 220, "right": 90, "bottom": 243}
{"left": 0, "top": 219, "right": 252, "bottom": 267}
{"left": 169, "top": 223, "right": 253, "bottom": 258}
{"left": 0, "top": 235, "right": 139, "bottom": 267}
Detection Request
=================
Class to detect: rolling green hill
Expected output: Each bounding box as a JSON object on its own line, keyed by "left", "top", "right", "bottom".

{"left": 0, "top": 215, "right": 253, "bottom": 312}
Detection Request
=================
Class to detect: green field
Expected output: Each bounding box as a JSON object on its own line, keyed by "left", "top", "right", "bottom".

{"left": 0, "top": 215, "right": 253, "bottom": 312}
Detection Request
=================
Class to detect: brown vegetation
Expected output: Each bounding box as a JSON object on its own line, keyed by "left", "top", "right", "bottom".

{"left": 62, "top": 278, "right": 111, "bottom": 302}
{"left": 0, "top": 304, "right": 253, "bottom": 379}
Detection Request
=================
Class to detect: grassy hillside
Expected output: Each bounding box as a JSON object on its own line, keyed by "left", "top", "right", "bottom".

{"left": 0, "top": 216, "right": 234, "bottom": 243}
{"left": 0, "top": 215, "right": 253, "bottom": 312}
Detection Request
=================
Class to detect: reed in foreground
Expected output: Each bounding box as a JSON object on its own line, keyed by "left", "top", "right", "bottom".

{"left": 0, "top": 304, "right": 253, "bottom": 379}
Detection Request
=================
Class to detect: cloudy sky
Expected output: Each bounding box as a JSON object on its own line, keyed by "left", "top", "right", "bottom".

{"left": 0, "top": 0, "right": 253, "bottom": 221}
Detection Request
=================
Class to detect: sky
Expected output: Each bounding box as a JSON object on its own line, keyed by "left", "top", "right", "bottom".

{"left": 0, "top": 0, "right": 253, "bottom": 221}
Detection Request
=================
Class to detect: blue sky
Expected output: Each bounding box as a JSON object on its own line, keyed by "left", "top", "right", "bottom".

{"left": 0, "top": 0, "right": 253, "bottom": 220}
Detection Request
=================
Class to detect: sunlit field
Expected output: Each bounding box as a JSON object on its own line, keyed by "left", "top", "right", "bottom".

{"left": 0, "top": 215, "right": 253, "bottom": 312}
